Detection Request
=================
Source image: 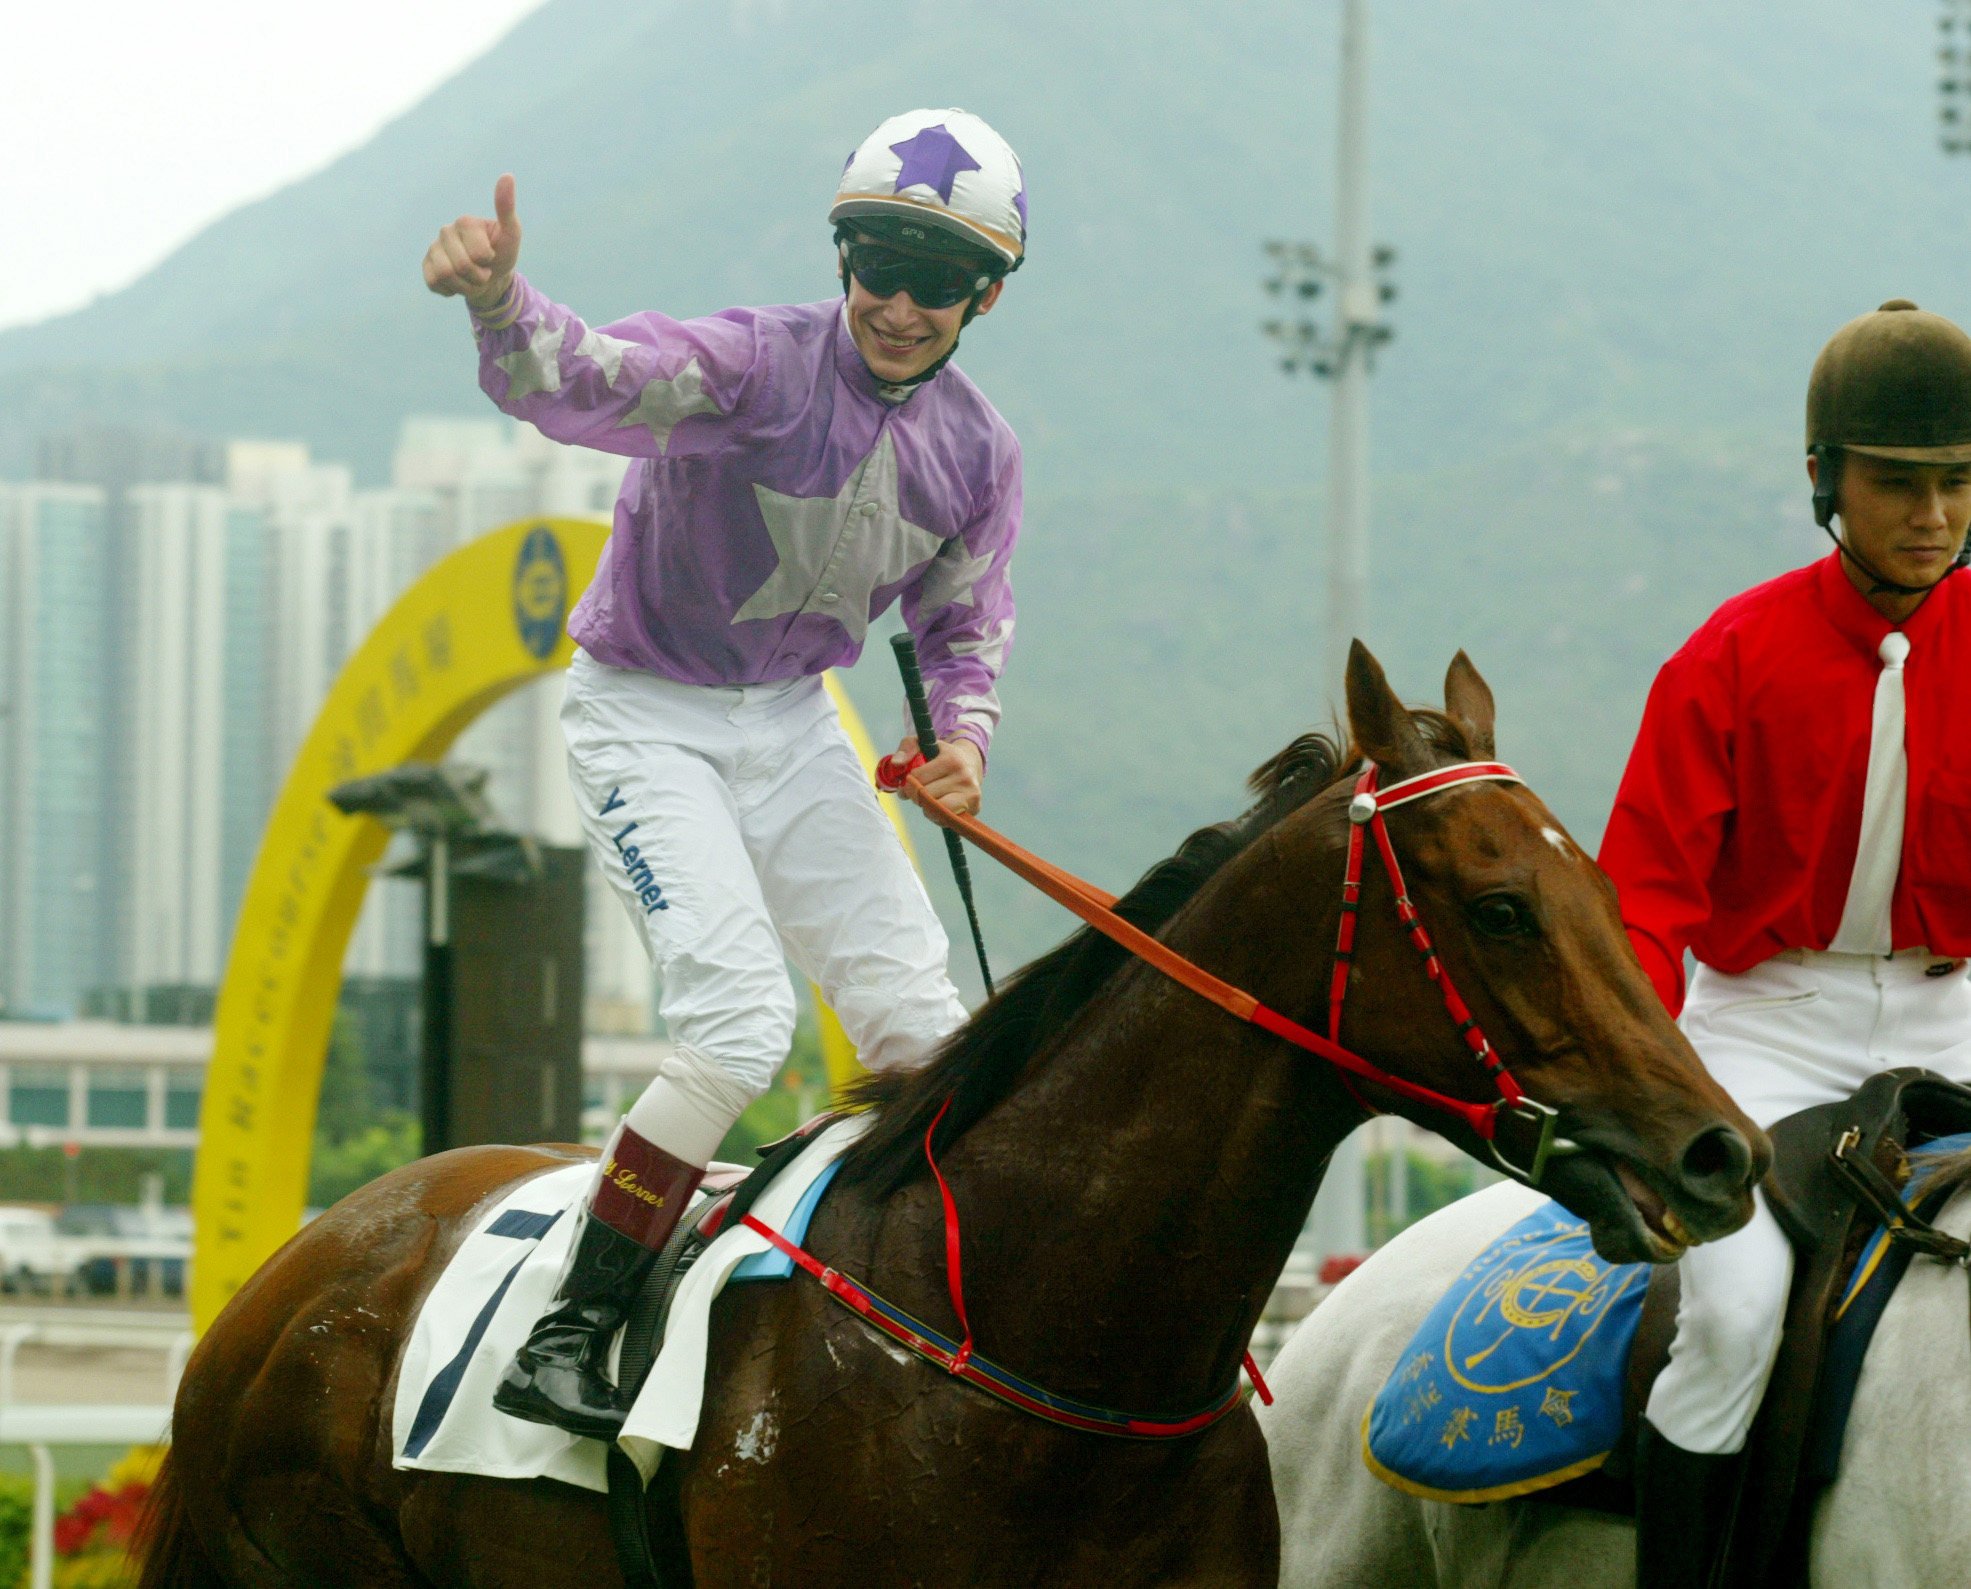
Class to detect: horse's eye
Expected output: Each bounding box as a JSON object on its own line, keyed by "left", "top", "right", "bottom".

{"left": 1467, "top": 894, "right": 1535, "bottom": 939}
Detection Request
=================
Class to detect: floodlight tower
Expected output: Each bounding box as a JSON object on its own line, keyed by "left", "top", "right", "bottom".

{"left": 1262, "top": 0, "right": 1397, "bottom": 1264}
{"left": 1261, "top": 0, "right": 1396, "bottom": 695}
{"left": 1944, "top": 0, "right": 1971, "bottom": 152}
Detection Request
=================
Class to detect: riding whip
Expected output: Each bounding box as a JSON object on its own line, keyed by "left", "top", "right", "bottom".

{"left": 889, "top": 633, "right": 995, "bottom": 997}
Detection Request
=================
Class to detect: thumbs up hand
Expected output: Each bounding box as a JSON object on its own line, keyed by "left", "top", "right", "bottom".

{"left": 423, "top": 174, "right": 524, "bottom": 311}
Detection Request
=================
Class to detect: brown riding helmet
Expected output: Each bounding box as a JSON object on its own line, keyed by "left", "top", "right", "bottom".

{"left": 1806, "top": 299, "right": 1971, "bottom": 464}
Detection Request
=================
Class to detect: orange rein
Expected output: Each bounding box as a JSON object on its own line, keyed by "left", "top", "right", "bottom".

{"left": 885, "top": 758, "right": 1568, "bottom": 1181}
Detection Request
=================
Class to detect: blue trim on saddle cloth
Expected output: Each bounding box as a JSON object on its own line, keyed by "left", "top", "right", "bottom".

{"left": 488, "top": 1209, "right": 560, "bottom": 1241}
{"left": 1805, "top": 1129, "right": 1971, "bottom": 1485}
{"left": 401, "top": 1156, "right": 842, "bottom": 1461}
{"left": 727, "top": 1159, "right": 844, "bottom": 1282}
{"left": 404, "top": 1209, "right": 566, "bottom": 1458}
{"left": 1363, "top": 1199, "right": 1648, "bottom": 1503}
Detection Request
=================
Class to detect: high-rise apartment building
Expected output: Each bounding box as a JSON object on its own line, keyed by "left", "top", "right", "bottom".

{"left": 5, "top": 417, "right": 653, "bottom": 1034}
{"left": 0, "top": 482, "right": 114, "bottom": 1016}
{"left": 123, "top": 483, "right": 276, "bottom": 996}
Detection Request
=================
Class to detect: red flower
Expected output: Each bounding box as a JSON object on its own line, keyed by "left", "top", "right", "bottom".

{"left": 53, "top": 1479, "right": 150, "bottom": 1557}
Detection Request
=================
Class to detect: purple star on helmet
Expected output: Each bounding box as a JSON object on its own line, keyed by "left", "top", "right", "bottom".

{"left": 1013, "top": 178, "right": 1028, "bottom": 230}
{"left": 889, "top": 124, "right": 982, "bottom": 204}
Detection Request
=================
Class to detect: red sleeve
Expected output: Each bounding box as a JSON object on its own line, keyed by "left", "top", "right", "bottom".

{"left": 1596, "top": 641, "right": 1737, "bottom": 1016}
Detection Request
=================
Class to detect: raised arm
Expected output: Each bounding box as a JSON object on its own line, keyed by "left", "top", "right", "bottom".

{"left": 422, "top": 176, "right": 762, "bottom": 458}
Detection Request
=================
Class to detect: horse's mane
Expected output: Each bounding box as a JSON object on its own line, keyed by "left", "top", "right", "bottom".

{"left": 1910, "top": 1140, "right": 1971, "bottom": 1212}
{"left": 834, "top": 712, "right": 1478, "bottom": 1197}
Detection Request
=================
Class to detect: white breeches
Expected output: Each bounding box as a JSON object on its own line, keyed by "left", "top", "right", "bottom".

{"left": 1645, "top": 947, "right": 1971, "bottom": 1453}
{"left": 561, "top": 651, "right": 968, "bottom": 1163}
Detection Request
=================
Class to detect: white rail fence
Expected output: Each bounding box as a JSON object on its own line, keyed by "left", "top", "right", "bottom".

{"left": 0, "top": 1315, "right": 185, "bottom": 1589}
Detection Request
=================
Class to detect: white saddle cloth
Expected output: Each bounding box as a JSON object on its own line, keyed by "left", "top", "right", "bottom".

{"left": 391, "top": 1114, "right": 868, "bottom": 1490}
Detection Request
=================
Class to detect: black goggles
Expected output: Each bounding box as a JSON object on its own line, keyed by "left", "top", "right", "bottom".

{"left": 843, "top": 241, "right": 993, "bottom": 311}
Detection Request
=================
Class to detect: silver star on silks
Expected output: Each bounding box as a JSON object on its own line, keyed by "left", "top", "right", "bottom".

{"left": 914, "top": 534, "right": 996, "bottom": 613}
{"left": 734, "top": 431, "right": 943, "bottom": 643}
{"left": 948, "top": 617, "right": 1013, "bottom": 676}
{"left": 574, "top": 326, "right": 637, "bottom": 389}
{"left": 496, "top": 320, "right": 565, "bottom": 400}
{"left": 614, "top": 357, "right": 721, "bottom": 452}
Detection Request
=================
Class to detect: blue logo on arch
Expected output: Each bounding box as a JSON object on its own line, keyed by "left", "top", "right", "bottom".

{"left": 513, "top": 527, "right": 568, "bottom": 660}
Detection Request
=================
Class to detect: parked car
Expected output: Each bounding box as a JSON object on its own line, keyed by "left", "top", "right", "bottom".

{"left": 0, "top": 1206, "right": 75, "bottom": 1296}
{"left": 59, "top": 1204, "right": 191, "bottom": 1298}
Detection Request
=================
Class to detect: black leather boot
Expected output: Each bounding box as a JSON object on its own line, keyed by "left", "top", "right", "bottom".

{"left": 1633, "top": 1419, "right": 1744, "bottom": 1589}
{"left": 495, "top": 1129, "right": 703, "bottom": 1439}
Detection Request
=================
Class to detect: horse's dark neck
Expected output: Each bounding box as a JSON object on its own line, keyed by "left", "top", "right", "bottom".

{"left": 924, "top": 825, "right": 1364, "bottom": 1417}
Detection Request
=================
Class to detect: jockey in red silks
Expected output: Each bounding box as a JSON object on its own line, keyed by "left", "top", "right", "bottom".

{"left": 420, "top": 109, "right": 1028, "bottom": 1439}
{"left": 1600, "top": 299, "right": 1971, "bottom": 1587}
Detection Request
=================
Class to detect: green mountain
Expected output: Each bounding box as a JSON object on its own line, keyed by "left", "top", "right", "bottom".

{"left": 1, "top": 0, "right": 1957, "bottom": 974}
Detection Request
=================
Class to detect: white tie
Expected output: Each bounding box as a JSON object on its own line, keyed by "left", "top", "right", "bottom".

{"left": 1830, "top": 630, "right": 1910, "bottom": 954}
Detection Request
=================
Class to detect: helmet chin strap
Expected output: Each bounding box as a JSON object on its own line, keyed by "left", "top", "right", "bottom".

{"left": 1811, "top": 443, "right": 1967, "bottom": 601}
{"left": 1817, "top": 520, "right": 1956, "bottom": 600}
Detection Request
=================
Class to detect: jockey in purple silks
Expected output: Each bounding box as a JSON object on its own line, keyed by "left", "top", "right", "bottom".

{"left": 421, "top": 108, "right": 1028, "bottom": 1440}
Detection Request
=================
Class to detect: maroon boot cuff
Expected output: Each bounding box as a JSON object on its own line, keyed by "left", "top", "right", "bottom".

{"left": 590, "top": 1129, "right": 705, "bottom": 1251}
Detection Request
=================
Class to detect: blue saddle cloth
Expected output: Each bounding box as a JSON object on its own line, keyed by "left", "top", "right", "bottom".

{"left": 1366, "top": 1132, "right": 1971, "bottom": 1505}
{"left": 1364, "top": 1199, "right": 1647, "bottom": 1502}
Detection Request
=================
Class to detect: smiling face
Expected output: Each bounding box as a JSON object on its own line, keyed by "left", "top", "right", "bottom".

{"left": 1816, "top": 449, "right": 1971, "bottom": 614}
{"left": 841, "top": 241, "right": 1004, "bottom": 384}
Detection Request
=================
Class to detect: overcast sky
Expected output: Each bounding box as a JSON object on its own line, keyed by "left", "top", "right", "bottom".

{"left": 2, "top": 1, "right": 544, "bottom": 332}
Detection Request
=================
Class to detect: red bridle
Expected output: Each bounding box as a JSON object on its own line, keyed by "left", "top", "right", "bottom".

{"left": 755, "top": 752, "right": 1580, "bottom": 1444}
{"left": 1327, "top": 762, "right": 1572, "bottom": 1184}
{"left": 882, "top": 753, "right": 1573, "bottom": 1185}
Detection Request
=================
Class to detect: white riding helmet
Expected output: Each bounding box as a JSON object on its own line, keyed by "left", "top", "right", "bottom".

{"left": 830, "top": 108, "right": 1027, "bottom": 271}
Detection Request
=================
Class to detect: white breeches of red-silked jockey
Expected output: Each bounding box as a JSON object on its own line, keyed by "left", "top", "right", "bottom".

{"left": 561, "top": 649, "right": 968, "bottom": 1168}
{"left": 1646, "top": 947, "right": 1971, "bottom": 1454}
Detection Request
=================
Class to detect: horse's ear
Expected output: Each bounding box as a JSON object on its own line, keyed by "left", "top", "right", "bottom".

{"left": 1345, "top": 640, "right": 1431, "bottom": 777}
{"left": 1444, "top": 650, "right": 1497, "bottom": 760}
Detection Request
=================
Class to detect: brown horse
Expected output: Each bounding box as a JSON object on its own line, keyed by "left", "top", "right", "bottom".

{"left": 138, "top": 645, "right": 1766, "bottom": 1588}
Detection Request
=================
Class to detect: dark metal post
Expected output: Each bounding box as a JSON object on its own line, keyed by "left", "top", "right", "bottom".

{"left": 420, "top": 832, "right": 454, "bottom": 1154}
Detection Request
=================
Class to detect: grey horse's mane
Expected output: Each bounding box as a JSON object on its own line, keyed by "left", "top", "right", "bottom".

{"left": 1911, "top": 1139, "right": 1971, "bottom": 1209}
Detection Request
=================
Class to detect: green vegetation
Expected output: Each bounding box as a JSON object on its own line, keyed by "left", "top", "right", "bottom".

{"left": 0, "top": 1475, "right": 28, "bottom": 1589}
{"left": 713, "top": 1009, "right": 830, "bottom": 1164}
{"left": 1361, "top": 1149, "right": 1497, "bottom": 1250}
{"left": 0, "top": 1147, "right": 191, "bottom": 1206}
{"left": 308, "top": 1015, "right": 421, "bottom": 1208}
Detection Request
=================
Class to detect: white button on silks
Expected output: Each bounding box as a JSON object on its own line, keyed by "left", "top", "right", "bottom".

{"left": 820, "top": 591, "right": 839, "bottom": 603}
{"left": 1881, "top": 631, "right": 1910, "bottom": 669}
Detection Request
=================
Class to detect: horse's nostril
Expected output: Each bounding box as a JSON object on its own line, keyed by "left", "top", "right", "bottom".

{"left": 1680, "top": 1124, "right": 1754, "bottom": 1193}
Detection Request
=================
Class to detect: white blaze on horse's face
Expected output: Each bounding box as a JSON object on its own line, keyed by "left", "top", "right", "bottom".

{"left": 1540, "top": 827, "right": 1577, "bottom": 860}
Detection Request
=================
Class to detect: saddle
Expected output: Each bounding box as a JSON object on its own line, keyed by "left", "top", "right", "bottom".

{"left": 603, "top": 1114, "right": 842, "bottom": 1589}
{"left": 1547, "top": 1067, "right": 1971, "bottom": 1587}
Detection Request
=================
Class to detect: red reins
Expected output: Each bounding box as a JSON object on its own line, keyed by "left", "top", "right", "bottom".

{"left": 766, "top": 751, "right": 1570, "bottom": 1442}
{"left": 882, "top": 754, "right": 1561, "bottom": 1171}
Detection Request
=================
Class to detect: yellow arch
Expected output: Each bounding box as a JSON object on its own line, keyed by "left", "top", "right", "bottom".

{"left": 191, "top": 518, "right": 910, "bottom": 1329}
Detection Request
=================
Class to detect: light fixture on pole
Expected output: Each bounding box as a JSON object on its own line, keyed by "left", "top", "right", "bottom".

{"left": 1259, "top": 0, "right": 1398, "bottom": 696}
{"left": 1945, "top": 0, "right": 1971, "bottom": 154}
